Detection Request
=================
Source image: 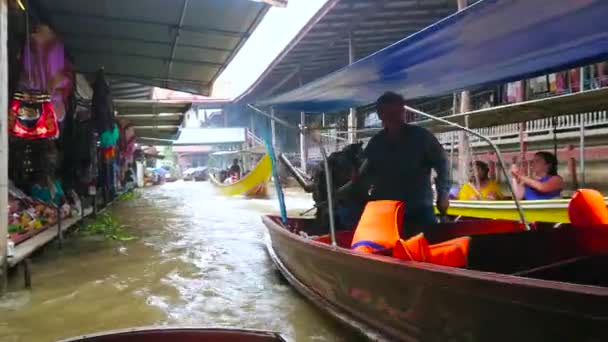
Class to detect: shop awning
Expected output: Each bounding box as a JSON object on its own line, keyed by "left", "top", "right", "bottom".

{"left": 174, "top": 127, "right": 247, "bottom": 146}
{"left": 257, "top": 0, "right": 608, "bottom": 113}
{"left": 33, "top": 0, "right": 270, "bottom": 95}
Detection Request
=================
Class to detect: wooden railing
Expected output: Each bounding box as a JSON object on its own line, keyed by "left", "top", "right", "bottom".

{"left": 437, "top": 111, "right": 608, "bottom": 149}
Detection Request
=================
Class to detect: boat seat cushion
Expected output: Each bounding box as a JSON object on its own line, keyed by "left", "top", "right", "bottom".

{"left": 466, "top": 229, "right": 580, "bottom": 274}
{"left": 393, "top": 234, "right": 470, "bottom": 268}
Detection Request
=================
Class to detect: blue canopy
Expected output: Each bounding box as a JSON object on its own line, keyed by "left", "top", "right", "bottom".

{"left": 258, "top": 0, "right": 608, "bottom": 113}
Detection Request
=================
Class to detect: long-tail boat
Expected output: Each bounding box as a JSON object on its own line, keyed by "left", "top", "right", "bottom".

{"left": 208, "top": 150, "right": 271, "bottom": 198}
{"left": 58, "top": 327, "right": 286, "bottom": 342}
{"left": 253, "top": 0, "right": 608, "bottom": 340}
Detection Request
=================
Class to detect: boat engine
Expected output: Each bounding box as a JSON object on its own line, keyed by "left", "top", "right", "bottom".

{"left": 280, "top": 143, "right": 370, "bottom": 229}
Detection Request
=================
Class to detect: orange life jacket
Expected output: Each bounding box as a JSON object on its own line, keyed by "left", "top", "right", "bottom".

{"left": 393, "top": 234, "right": 471, "bottom": 268}
{"left": 351, "top": 200, "right": 404, "bottom": 253}
{"left": 568, "top": 189, "right": 608, "bottom": 228}
{"left": 393, "top": 233, "right": 430, "bottom": 261}
{"left": 428, "top": 236, "right": 471, "bottom": 267}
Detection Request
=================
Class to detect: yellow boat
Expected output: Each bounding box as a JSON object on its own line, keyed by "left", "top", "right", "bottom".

{"left": 208, "top": 151, "right": 272, "bottom": 197}
{"left": 439, "top": 198, "right": 608, "bottom": 223}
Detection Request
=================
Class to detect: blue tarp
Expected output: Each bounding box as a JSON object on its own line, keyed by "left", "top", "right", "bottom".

{"left": 258, "top": 0, "right": 608, "bottom": 113}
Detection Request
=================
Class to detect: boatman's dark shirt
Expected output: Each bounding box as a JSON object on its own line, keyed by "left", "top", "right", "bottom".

{"left": 363, "top": 124, "right": 450, "bottom": 209}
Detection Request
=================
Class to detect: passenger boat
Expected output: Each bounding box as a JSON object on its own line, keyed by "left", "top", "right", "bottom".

{"left": 443, "top": 198, "right": 605, "bottom": 223}
{"left": 58, "top": 327, "right": 286, "bottom": 342}
{"left": 208, "top": 150, "right": 271, "bottom": 198}
{"left": 253, "top": 0, "right": 608, "bottom": 340}
{"left": 263, "top": 214, "right": 608, "bottom": 341}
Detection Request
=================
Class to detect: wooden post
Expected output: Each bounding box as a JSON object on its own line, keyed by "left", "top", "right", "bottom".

{"left": 23, "top": 258, "right": 32, "bottom": 289}
{"left": 0, "top": 0, "right": 8, "bottom": 294}
{"left": 249, "top": 112, "right": 255, "bottom": 138}
{"left": 57, "top": 207, "right": 63, "bottom": 249}
{"left": 456, "top": 0, "right": 470, "bottom": 186}
{"left": 457, "top": 90, "right": 471, "bottom": 185}
{"left": 300, "top": 111, "right": 307, "bottom": 173}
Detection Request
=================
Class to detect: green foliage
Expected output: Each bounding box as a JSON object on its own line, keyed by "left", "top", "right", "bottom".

{"left": 118, "top": 191, "right": 141, "bottom": 202}
{"left": 80, "top": 213, "right": 137, "bottom": 241}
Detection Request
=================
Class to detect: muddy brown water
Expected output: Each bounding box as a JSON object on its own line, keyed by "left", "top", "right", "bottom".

{"left": 0, "top": 182, "right": 363, "bottom": 342}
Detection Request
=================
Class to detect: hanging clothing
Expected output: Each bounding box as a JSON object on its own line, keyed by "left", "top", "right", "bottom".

{"left": 92, "top": 70, "right": 116, "bottom": 134}
{"left": 18, "top": 25, "right": 73, "bottom": 122}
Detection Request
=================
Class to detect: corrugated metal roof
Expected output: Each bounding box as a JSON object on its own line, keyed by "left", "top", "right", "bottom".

{"left": 235, "top": 0, "right": 457, "bottom": 103}
{"left": 33, "top": 0, "right": 270, "bottom": 95}
{"left": 114, "top": 100, "right": 193, "bottom": 141}
{"left": 174, "top": 127, "right": 246, "bottom": 145}
{"left": 110, "top": 80, "right": 154, "bottom": 100}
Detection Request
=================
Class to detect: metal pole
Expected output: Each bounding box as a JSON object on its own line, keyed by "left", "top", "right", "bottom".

{"left": 0, "top": 0, "right": 8, "bottom": 294}
{"left": 320, "top": 145, "right": 337, "bottom": 246}
{"left": 579, "top": 67, "right": 586, "bottom": 187}
{"left": 580, "top": 122, "right": 585, "bottom": 187}
{"left": 347, "top": 33, "right": 357, "bottom": 144}
{"left": 249, "top": 104, "right": 338, "bottom": 245}
{"left": 270, "top": 107, "right": 277, "bottom": 149}
{"left": 449, "top": 131, "right": 455, "bottom": 180}
{"left": 300, "top": 111, "right": 308, "bottom": 174}
{"left": 322, "top": 112, "right": 326, "bottom": 128}
{"left": 404, "top": 104, "right": 530, "bottom": 231}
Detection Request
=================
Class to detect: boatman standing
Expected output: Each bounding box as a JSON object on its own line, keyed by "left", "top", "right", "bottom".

{"left": 360, "top": 91, "right": 450, "bottom": 229}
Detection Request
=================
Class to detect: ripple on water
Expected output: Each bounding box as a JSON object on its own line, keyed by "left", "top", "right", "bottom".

{"left": 1, "top": 182, "right": 361, "bottom": 342}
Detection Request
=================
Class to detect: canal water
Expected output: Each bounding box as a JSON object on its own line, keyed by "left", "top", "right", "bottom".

{"left": 0, "top": 182, "right": 362, "bottom": 342}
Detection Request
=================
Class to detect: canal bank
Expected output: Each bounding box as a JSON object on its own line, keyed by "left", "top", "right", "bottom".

{"left": 0, "top": 182, "right": 361, "bottom": 342}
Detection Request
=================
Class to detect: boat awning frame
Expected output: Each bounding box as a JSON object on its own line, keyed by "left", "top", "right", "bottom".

{"left": 32, "top": 0, "right": 270, "bottom": 95}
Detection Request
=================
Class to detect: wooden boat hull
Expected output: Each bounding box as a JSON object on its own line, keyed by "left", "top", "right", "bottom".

{"left": 58, "top": 327, "right": 285, "bottom": 342}
{"left": 263, "top": 215, "right": 607, "bottom": 341}
{"left": 210, "top": 154, "right": 271, "bottom": 197}
{"left": 440, "top": 198, "right": 608, "bottom": 223}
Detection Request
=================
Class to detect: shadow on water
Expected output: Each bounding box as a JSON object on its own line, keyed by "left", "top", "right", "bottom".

{"left": 0, "top": 182, "right": 364, "bottom": 342}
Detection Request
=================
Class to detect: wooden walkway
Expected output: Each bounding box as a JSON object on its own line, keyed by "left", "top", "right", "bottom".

{"left": 8, "top": 207, "right": 94, "bottom": 268}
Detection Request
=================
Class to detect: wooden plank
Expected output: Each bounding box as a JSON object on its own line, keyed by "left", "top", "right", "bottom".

{"left": 7, "top": 208, "right": 93, "bottom": 268}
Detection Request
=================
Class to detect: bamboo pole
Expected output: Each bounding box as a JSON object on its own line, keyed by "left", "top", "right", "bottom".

{"left": 0, "top": 0, "right": 8, "bottom": 294}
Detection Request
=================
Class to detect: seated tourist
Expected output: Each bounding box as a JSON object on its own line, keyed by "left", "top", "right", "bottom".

{"left": 223, "top": 171, "right": 240, "bottom": 184}
{"left": 229, "top": 158, "right": 241, "bottom": 179}
{"left": 458, "top": 161, "right": 503, "bottom": 200}
{"left": 511, "top": 151, "right": 563, "bottom": 200}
